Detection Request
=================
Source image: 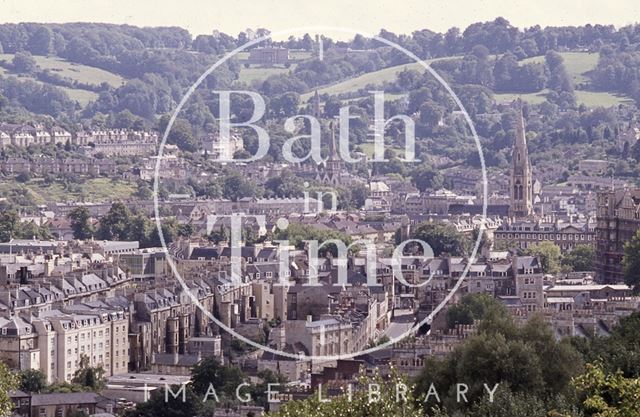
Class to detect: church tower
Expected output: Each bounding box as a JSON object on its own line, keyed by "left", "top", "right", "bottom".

{"left": 312, "top": 91, "right": 343, "bottom": 186}
{"left": 510, "top": 101, "right": 533, "bottom": 218}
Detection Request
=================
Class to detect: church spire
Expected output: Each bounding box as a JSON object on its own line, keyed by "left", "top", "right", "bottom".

{"left": 328, "top": 120, "right": 338, "bottom": 160}
{"left": 510, "top": 99, "right": 533, "bottom": 218}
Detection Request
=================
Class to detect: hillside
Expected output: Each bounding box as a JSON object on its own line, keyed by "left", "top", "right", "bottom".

{"left": 0, "top": 177, "right": 137, "bottom": 206}
{"left": 287, "top": 51, "right": 634, "bottom": 107}
{"left": 0, "top": 53, "right": 126, "bottom": 106}
{"left": 300, "top": 57, "right": 453, "bottom": 101}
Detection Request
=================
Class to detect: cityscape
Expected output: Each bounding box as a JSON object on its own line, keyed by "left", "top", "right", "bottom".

{"left": 1, "top": 2, "right": 640, "bottom": 417}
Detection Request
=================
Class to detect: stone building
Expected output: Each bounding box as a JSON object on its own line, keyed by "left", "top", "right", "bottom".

{"left": 595, "top": 188, "right": 640, "bottom": 283}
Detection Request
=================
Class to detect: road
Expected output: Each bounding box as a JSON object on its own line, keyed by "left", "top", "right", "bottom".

{"left": 382, "top": 308, "right": 416, "bottom": 340}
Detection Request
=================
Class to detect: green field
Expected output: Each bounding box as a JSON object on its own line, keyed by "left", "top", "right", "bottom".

{"left": 522, "top": 51, "right": 599, "bottom": 85}
{"left": 309, "top": 51, "right": 629, "bottom": 108}
{"left": 0, "top": 54, "right": 124, "bottom": 87}
{"left": 496, "top": 52, "right": 632, "bottom": 107}
{"left": 236, "top": 65, "right": 294, "bottom": 84}
{"left": 301, "top": 57, "right": 453, "bottom": 101}
{"left": 0, "top": 177, "right": 137, "bottom": 205}
{"left": 357, "top": 143, "right": 406, "bottom": 158}
{"left": 494, "top": 88, "right": 632, "bottom": 108}
{"left": 0, "top": 53, "right": 126, "bottom": 106}
{"left": 493, "top": 90, "right": 550, "bottom": 105}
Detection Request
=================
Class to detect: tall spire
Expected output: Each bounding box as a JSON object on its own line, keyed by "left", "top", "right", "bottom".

{"left": 510, "top": 99, "right": 533, "bottom": 218}
{"left": 328, "top": 120, "right": 338, "bottom": 160}
{"left": 514, "top": 99, "right": 529, "bottom": 172}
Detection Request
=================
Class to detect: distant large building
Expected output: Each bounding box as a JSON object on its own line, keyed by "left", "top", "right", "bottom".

{"left": 248, "top": 47, "right": 290, "bottom": 66}
{"left": 495, "top": 220, "right": 596, "bottom": 252}
{"left": 595, "top": 188, "right": 640, "bottom": 283}
{"left": 509, "top": 103, "right": 534, "bottom": 218}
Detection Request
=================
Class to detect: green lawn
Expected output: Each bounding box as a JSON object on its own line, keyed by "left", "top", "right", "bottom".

{"left": 574, "top": 90, "right": 633, "bottom": 107}
{"left": 521, "top": 51, "right": 599, "bottom": 85}
{"left": 357, "top": 143, "right": 406, "bottom": 158}
{"left": 494, "top": 90, "right": 551, "bottom": 105}
{"left": 236, "top": 65, "right": 294, "bottom": 84}
{"left": 0, "top": 53, "right": 123, "bottom": 106}
{"left": 492, "top": 52, "right": 631, "bottom": 107}
{"left": 0, "top": 53, "right": 124, "bottom": 87}
{"left": 495, "top": 88, "right": 632, "bottom": 107}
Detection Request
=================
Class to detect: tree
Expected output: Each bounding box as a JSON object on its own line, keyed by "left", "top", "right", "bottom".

{"left": 573, "top": 363, "right": 640, "bottom": 417}
{"left": 445, "top": 293, "right": 496, "bottom": 328}
{"left": 275, "top": 223, "right": 353, "bottom": 257}
{"left": 623, "top": 230, "right": 640, "bottom": 293}
{"left": 249, "top": 369, "right": 287, "bottom": 409}
{"left": 525, "top": 241, "right": 561, "bottom": 274}
{"left": 269, "top": 370, "right": 423, "bottom": 417}
{"left": 159, "top": 115, "right": 198, "bottom": 152}
{"left": 207, "top": 225, "right": 228, "bottom": 244}
{"left": 12, "top": 51, "right": 37, "bottom": 73}
{"left": 415, "top": 303, "right": 582, "bottom": 414}
{"left": 572, "top": 312, "right": 640, "bottom": 377}
{"left": 190, "top": 357, "right": 245, "bottom": 399}
{"left": 410, "top": 222, "right": 470, "bottom": 256}
{"left": 0, "top": 362, "right": 17, "bottom": 417}
{"left": 68, "top": 207, "right": 94, "bottom": 240}
{"left": 97, "top": 202, "right": 132, "bottom": 241}
{"left": 27, "top": 26, "right": 53, "bottom": 55}
{"left": 411, "top": 164, "right": 443, "bottom": 192}
{"left": 71, "top": 355, "right": 106, "bottom": 391}
{"left": 562, "top": 244, "right": 595, "bottom": 272}
{"left": 222, "top": 171, "right": 260, "bottom": 202}
{"left": 19, "top": 369, "right": 47, "bottom": 393}
{"left": 264, "top": 170, "right": 304, "bottom": 198}
{"left": 0, "top": 210, "right": 20, "bottom": 242}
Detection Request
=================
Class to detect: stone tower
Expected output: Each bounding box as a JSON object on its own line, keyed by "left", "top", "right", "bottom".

{"left": 510, "top": 101, "right": 533, "bottom": 218}
{"left": 312, "top": 91, "right": 343, "bottom": 186}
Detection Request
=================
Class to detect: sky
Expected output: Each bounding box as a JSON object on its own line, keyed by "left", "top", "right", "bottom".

{"left": 0, "top": 0, "right": 638, "bottom": 39}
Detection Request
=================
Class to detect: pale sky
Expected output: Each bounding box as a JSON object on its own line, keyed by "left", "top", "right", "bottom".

{"left": 0, "top": 0, "right": 638, "bottom": 39}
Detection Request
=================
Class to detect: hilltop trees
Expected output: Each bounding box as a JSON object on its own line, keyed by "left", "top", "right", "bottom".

{"left": 12, "top": 51, "right": 37, "bottom": 73}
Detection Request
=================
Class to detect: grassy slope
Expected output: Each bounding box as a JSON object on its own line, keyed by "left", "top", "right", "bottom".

{"left": 290, "top": 51, "right": 631, "bottom": 107}
{"left": 0, "top": 53, "right": 126, "bottom": 106}
{"left": 236, "top": 65, "right": 294, "bottom": 84}
{"left": 0, "top": 177, "right": 137, "bottom": 205}
{"left": 300, "top": 57, "right": 452, "bottom": 101}
{"left": 494, "top": 51, "right": 633, "bottom": 107}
